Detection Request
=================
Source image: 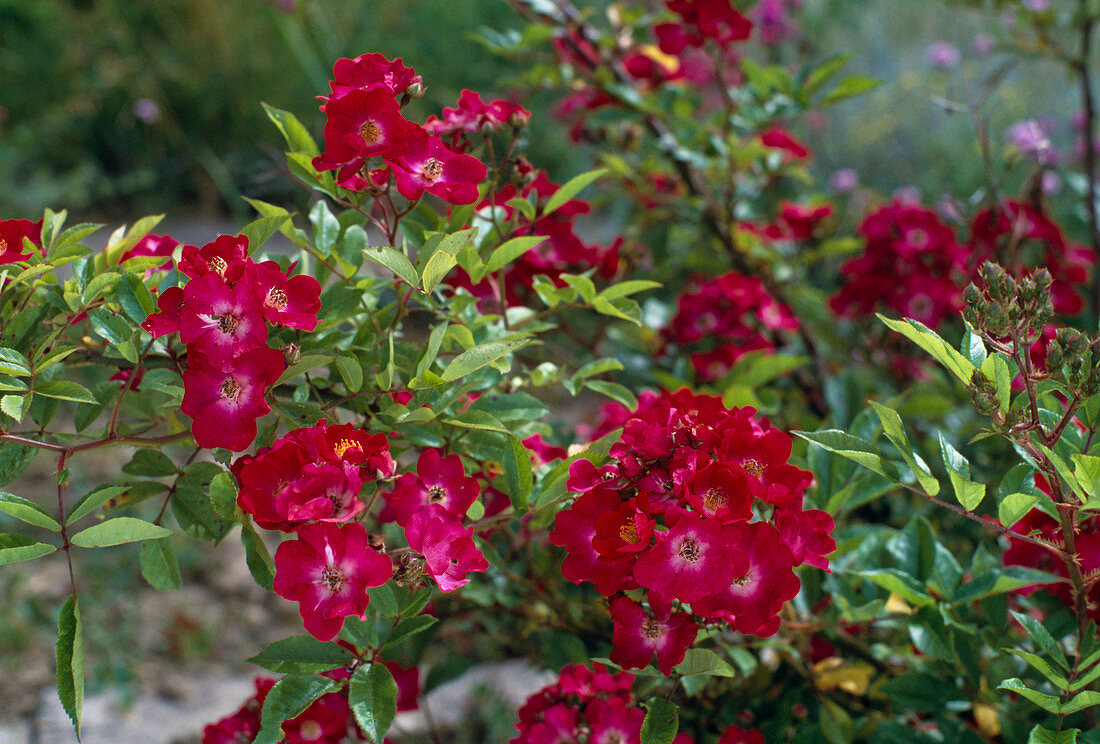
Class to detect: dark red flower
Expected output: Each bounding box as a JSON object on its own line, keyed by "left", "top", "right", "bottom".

{"left": 609, "top": 595, "right": 698, "bottom": 674}
{"left": 384, "top": 449, "right": 480, "bottom": 526}
{"left": 759, "top": 126, "right": 811, "bottom": 160}
{"left": 141, "top": 286, "right": 186, "bottom": 338}
{"left": 327, "top": 53, "right": 421, "bottom": 100}
{"left": 0, "top": 218, "right": 42, "bottom": 265}
{"left": 273, "top": 521, "right": 393, "bottom": 641}
{"left": 387, "top": 130, "right": 487, "bottom": 204}
{"left": 242, "top": 260, "right": 322, "bottom": 331}
{"left": 178, "top": 234, "right": 250, "bottom": 280}
{"left": 404, "top": 504, "right": 488, "bottom": 591}
{"left": 632, "top": 512, "right": 748, "bottom": 603}
{"left": 119, "top": 233, "right": 179, "bottom": 276}
{"left": 718, "top": 725, "right": 765, "bottom": 744}
{"left": 180, "top": 346, "right": 284, "bottom": 452}
{"left": 314, "top": 87, "right": 420, "bottom": 175}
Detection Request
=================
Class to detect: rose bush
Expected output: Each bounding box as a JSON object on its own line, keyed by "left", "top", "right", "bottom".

{"left": 3, "top": 1, "right": 1100, "bottom": 743}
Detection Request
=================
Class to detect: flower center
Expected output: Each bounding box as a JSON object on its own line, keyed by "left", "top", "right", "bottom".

{"left": 220, "top": 378, "right": 242, "bottom": 402}
{"left": 678, "top": 538, "right": 700, "bottom": 562}
{"left": 742, "top": 458, "right": 766, "bottom": 477}
{"left": 333, "top": 438, "right": 359, "bottom": 459}
{"left": 422, "top": 157, "right": 443, "bottom": 181}
{"left": 732, "top": 572, "right": 750, "bottom": 586}
{"left": 359, "top": 119, "right": 382, "bottom": 145}
{"left": 703, "top": 487, "right": 727, "bottom": 511}
{"left": 298, "top": 720, "right": 323, "bottom": 741}
{"left": 605, "top": 734, "right": 624, "bottom": 744}
{"left": 216, "top": 314, "right": 240, "bottom": 335}
{"left": 640, "top": 619, "right": 662, "bottom": 640}
{"left": 207, "top": 255, "right": 228, "bottom": 276}
{"left": 265, "top": 287, "right": 288, "bottom": 311}
{"left": 427, "top": 485, "right": 447, "bottom": 504}
{"left": 0, "top": 238, "right": 8, "bottom": 253}
{"left": 321, "top": 565, "right": 346, "bottom": 592}
{"left": 619, "top": 521, "right": 640, "bottom": 543}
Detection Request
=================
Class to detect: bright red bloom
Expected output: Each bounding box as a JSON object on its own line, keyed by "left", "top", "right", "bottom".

{"left": 235, "top": 439, "right": 313, "bottom": 530}
{"left": 775, "top": 508, "right": 836, "bottom": 570}
{"left": 609, "top": 596, "right": 698, "bottom": 674}
{"left": 592, "top": 498, "right": 656, "bottom": 560}
{"left": 242, "top": 260, "right": 322, "bottom": 331}
{"left": 179, "top": 273, "right": 268, "bottom": 360}
{"left": 313, "top": 87, "right": 420, "bottom": 179}
{"left": 0, "top": 218, "right": 42, "bottom": 265}
{"left": 384, "top": 448, "right": 480, "bottom": 526}
{"left": 141, "top": 286, "right": 186, "bottom": 338}
{"left": 388, "top": 130, "right": 487, "bottom": 204}
{"left": 658, "top": 0, "right": 753, "bottom": 53}
{"left": 718, "top": 726, "right": 766, "bottom": 744}
{"left": 327, "top": 53, "right": 421, "bottom": 99}
{"left": 180, "top": 346, "right": 284, "bottom": 452}
{"left": 425, "top": 89, "right": 531, "bottom": 139}
{"left": 404, "top": 504, "right": 488, "bottom": 591}
{"left": 384, "top": 661, "right": 421, "bottom": 712}
{"left": 715, "top": 412, "right": 813, "bottom": 508}
{"left": 759, "top": 126, "right": 811, "bottom": 160}
{"left": 273, "top": 521, "right": 393, "bottom": 641}
{"left": 202, "top": 707, "right": 260, "bottom": 744}
{"left": 288, "top": 420, "right": 395, "bottom": 479}
{"left": 776, "top": 201, "right": 833, "bottom": 240}
{"left": 678, "top": 461, "right": 754, "bottom": 523}
{"left": 632, "top": 512, "right": 748, "bottom": 603}
{"left": 178, "top": 234, "right": 250, "bottom": 280}
{"left": 551, "top": 488, "right": 635, "bottom": 595}
{"left": 587, "top": 698, "right": 645, "bottom": 744}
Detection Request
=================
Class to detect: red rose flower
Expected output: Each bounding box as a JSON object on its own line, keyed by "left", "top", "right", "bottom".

{"left": 180, "top": 346, "right": 284, "bottom": 452}
{"left": 404, "top": 504, "right": 488, "bottom": 591}
{"left": 179, "top": 273, "right": 268, "bottom": 361}
{"left": 242, "top": 260, "right": 323, "bottom": 331}
{"left": 387, "top": 130, "right": 487, "bottom": 204}
{"left": 608, "top": 595, "right": 698, "bottom": 674}
{"left": 0, "top": 218, "right": 43, "bottom": 265}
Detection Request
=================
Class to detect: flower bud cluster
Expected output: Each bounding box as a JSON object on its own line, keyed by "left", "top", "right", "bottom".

{"left": 551, "top": 389, "right": 834, "bottom": 674}
{"left": 963, "top": 262, "right": 1053, "bottom": 339}
{"left": 663, "top": 272, "right": 799, "bottom": 381}
{"left": 140, "top": 234, "right": 322, "bottom": 451}
{"left": 312, "top": 54, "right": 489, "bottom": 203}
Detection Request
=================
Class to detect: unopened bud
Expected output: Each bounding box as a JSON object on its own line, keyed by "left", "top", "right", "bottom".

{"left": 282, "top": 343, "right": 301, "bottom": 366}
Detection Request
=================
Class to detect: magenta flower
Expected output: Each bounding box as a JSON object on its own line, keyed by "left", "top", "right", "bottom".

{"left": 608, "top": 596, "right": 698, "bottom": 675}
{"left": 242, "top": 260, "right": 322, "bottom": 331}
{"left": 404, "top": 504, "right": 488, "bottom": 591}
{"left": 387, "top": 130, "right": 487, "bottom": 204}
{"left": 119, "top": 233, "right": 178, "bottom": 276}
{"left": 0, "top": 218, "right": 42, "bottom": 265}
{"left": 179, "top": 273, "right": 268, "bottom": 360}
{"left": 180, "top": 346, "right": 284, "bottom": 452}
{"left": 178, "top": 234, "right": 250, "bottom": 280}
{"left": 327, "top": 53, "right": 422, "bottom": 100}
{"left": 384, "top": 448, "right": 480, "bottom": 526}
{"left": 141, "top": 286, "right": 186, "bottom": 338}
{"left": 273, "top": 521, "right": 393, "bottom": 641}
{"left": 632, "top": 512, "right": 747, "bottom": 604}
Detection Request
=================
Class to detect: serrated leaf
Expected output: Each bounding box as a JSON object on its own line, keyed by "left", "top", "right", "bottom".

{"left": 1009, "top": 649, "right": 1069, "bottom": 688}
{"left": 952, "top": 566, "right": 1060, "bottom": 605}
{"left": 598, "top": 280, "right": 661, "bottom": 301}
{"left": 255, "top": 674, "right": 339, "bottom": 744}
{"left": 66, "top": 485, "right": 128, "bottom": 525}
{"left": 0, "top": 533, "right": 57, "bottom": 564}
{"left": 350, "top": 662, "right": 398, "bottom": 744}
{"left": 673, "top": 648, "right": 736, "bottom": 677}
{"left": 542, "top": 169, "right": 608, "bottom": 217}
{"left": 483, "top": 236, "right": 546, "bottom": 275}
{"left": 879, "top": 315, "right": 976, "bottom": 384}
{"left": 262, "top": 102, "right": 319, "bottom": 157}
{"left": 386, "top": 615, "right": 438, "bottom": 648}
{"left": 1029, "top": 725, "right": 1079, "bottom": 744}
{"left": 854, "top": 568, "right": 936, "bottom": 607}
{"left": 70, "top": 517, "right": 171, "bottom": 548}
{"left": 364, "top": 246, "right": 419, "bottom": 288}
{"left": 0, "top": 394, "right": 29, "bottom": 422}
{"left": 140, "top": 537, "right": 182, "bottom": 591}
{"left": 820, "top": 74, "right": 880, "bottom": 105}
{"left": 640, "top": 698, "right": 678, "bottom": 744}
{"left": 794, "top": 430, "right": 900, "bottom": 481}
{"left": 56, "top": 594, "right": 83, "bottom": 738}
{"left": 122, "top": 449, "right": 178, "bottom": 477}
{"left": 248, "top": 636, "right": 354, "bottom": 675}
{"left": 997, "top": 677, "right": 1062, "bottom": 713}
{"left": 335, "top": 356, "right": 364, "bottom": 393}
{"left": 441, "top": 338, "right": 530, "bottom": 381}
{"left": 0, "top": 347, "right": 31, "bottom": 377}
{"left": 0, "top": 490, "right": 60, "bottom": 530}
{"left": 209, "top": 472, "right": 238, "bottom": 521}
{"left": 502, "top": 434, "right": 534, "bottom": 513}
{"left": 937, "top": 432, "right": 984, "bottom": 510}
{"left": 35, "top": 380, "right": 97, "bottom": 404}
{"left": 870, "top": 402, "right": 939, "bottom": 495}
{"left": 1011, "top": 610, "right": 1070, "bottom": 669}
{"left": 584, "top": 380, "right": 638, "bottom": 410}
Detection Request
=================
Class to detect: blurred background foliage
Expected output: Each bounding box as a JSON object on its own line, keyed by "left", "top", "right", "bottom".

{"left": 0, "top": 0, "right": 1084, "bottom": 229}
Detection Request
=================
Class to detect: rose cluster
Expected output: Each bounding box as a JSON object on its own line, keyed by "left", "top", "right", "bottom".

{"left": 662, "top": 271, "right": 799, "bottom": 381}
{"left": 449, "top": 170, "right": 621, "bottom": 307}
{"left": 141, "top": 234, "right": 321, "bottom": 451}
{"left": 551, "top": 389, "right": 834, "bottom": 675}
{"left": 203, "top": 663, "right": 419, "bottom": 744}
{"left": 829, "top": 200, "right": 969, "bottom": 329}
{"left": 312, "top": 54, "right": 490, "bottom": 204}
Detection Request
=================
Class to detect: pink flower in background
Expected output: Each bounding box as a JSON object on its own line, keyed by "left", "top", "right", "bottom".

{"left": 926, "top": 41, "right": 960, "bottom": 69}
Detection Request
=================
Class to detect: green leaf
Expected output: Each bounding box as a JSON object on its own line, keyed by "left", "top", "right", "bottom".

{"left": 640, "top": 698, "right": 678, "bottom": 744}
{"left": 140, "top": 538, "right": 182, "bottom": 591}
{"left": 209, "top": 472, "right": 238, "bottom": 522}
{"left": 262, "top": 102, "right": 319, "bottom": 157}
{"left": 584, "top": 380, "right": 638, "bottom": 410}
{"left": 1073, "top": 454, "right": 1100, "bottom": 503}
{"left": 805, "top": 54, "right": 851, "bottom": 94}
{"left": 241, "top": 519, "right": 275, "bottom": 590}
{"left": 853, "top": 568, "right": 936, "bottom": 607}
{"left": 870, "top": 402, "right": 939, "bottom": 495}
{"left": 310, "top": 201, "right": 340, "bottom": 255}
{"left": 937, "top": 432, "right": 984, "bottom": 510}
{"left": 878, "top": 315, "right": 976, "bottom": 384}
{"left": 483, "top": 236, "right": 546, "bottom": 275}
{"left": 673, "top": 648, "right": 736, "bottom": 677}
{"left": 122, "top": 449, "right": 178, "bottom": 477}
{"left": 368, "top": 583, "right": 400, "bottom": 617}
{"left": 444, "top": 410, "right": 510, "bottom": 433}
{"left": 952, "top": 566, "right": 1060, "bottom": 605}
{"left": 336, "top": 356, "right": 364, "bottom": 393}
{"left": 0, "top": 347, "right": 31, "bottom": 377}
{"left": 441, "top": 337, "right": 530, "bottom": 381}
{"left": 248, "top": 636, "right": 354, "bottom": 675}
{"left": 1011, "top": 610, "right": 1070, "bottom": 669}
{"left": 364, "top": 245, "right": 420, "bottom": 288}
{"left": 66, "top": 485, "right": 128, "bottom": 525}
{"left": 350, "top": 662, "right": 398, "bottom": 744}
{"left": 820, "top": 74, "right": 880, "bottom": 105}
{"left": 0, "top": 442, "right": 36, "bottom": 486}
{"left": 103, "top": 214, "right": 164, "bottom": 265}
{"left": 421, "top": 242, "right": 463, "bottom": 292}
{"left": 255, "top": 674, "right": 339, "bottom": 744}
{"left": 1061, "top": 690, "right": 1100, "bottom": 714}
{"left": 1009, "top": 649, "right": 1069, "bottom": 688}
{"left": 56, "top": 594, "right": 83, "bottom": 738}
{"left": 999, "top": 490, "right": 1040, "bottom": 528}
{"left": 385, "top": 615, "right": 438, "bottom": 648}
{"left": 598, "top": 280, "right": 662, "bottom": 301}
{"left": 70, "top": 517, "right": 171, "bottom": 548}
{"left": 502, "top": 435, "right": 534, "bottom": 512}
{"left": 0, "top": 491, "right": 61, "bottom": 530}
{"left": 569, "top": 358, "right": 624, "bottom": 391}
{"left": 1029, "top": 725, "right": 1079, "bottom": 744}
{"left": 35, "top": 380, "right": 97, "bottom": 405}
{"left": 0, "top": 533, "right": 57, "bottom": 564}
{"left": 982, "top": 354, "right": 1012, "bottom": 413}
{"left": 794, "top": 430, "right": 900, "bottom": 481}
{"left": 543, "top": 169, "right": 608, "bottom": 217}
{"left": 241, "top": 214, "right": 291, "bottom": 251}
{"left": 0, "top": 393, "right": 29, "bottom": 422}
{"left": 997, "top": 677, "right": 1062, "bottom": 714}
